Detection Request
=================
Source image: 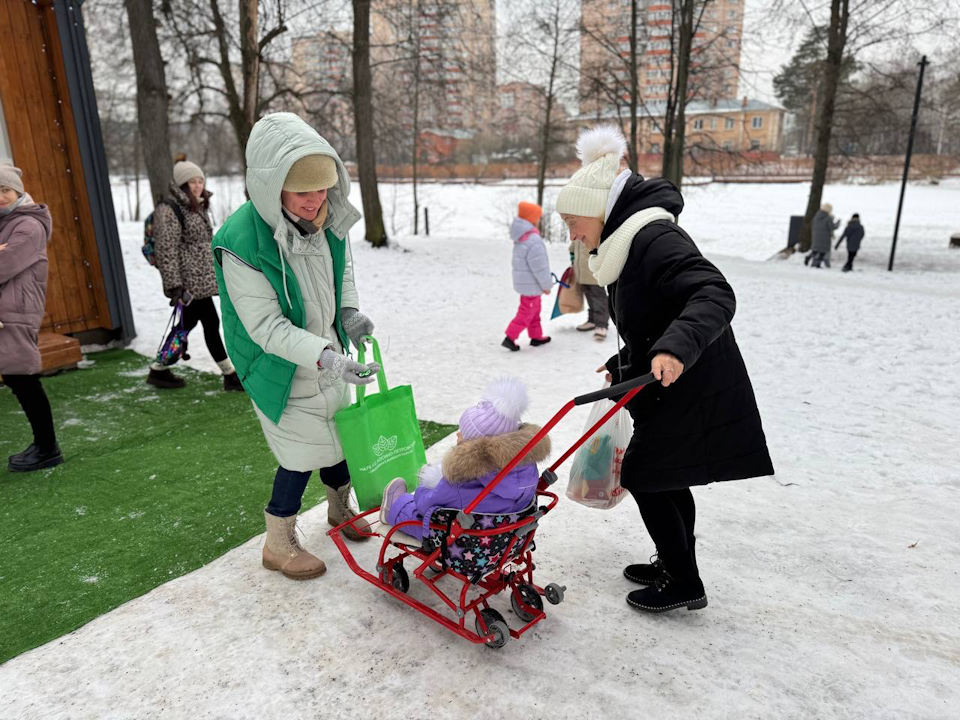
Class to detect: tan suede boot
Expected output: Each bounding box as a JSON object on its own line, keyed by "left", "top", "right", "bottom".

{"left": 262, "top": 511, "right": 326, "bottom": 580}
{"left": 327, "top": 483, "right": 372, "bottom": 542}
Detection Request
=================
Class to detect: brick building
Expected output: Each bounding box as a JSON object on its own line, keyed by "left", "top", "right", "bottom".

{"left": 574, "top": 97, "right": 785, "bottom": 154}
{"left": 580, "top": 0, "right": 744, "bottom": 115}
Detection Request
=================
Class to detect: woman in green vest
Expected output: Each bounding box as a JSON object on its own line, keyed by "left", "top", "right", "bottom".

{"left": 213, "top": 113, "right": 380, "bottom": 580}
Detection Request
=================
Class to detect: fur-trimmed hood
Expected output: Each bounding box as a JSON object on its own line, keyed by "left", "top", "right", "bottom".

{"left": 442, "top": 424, "right": 551, "bottom": 484}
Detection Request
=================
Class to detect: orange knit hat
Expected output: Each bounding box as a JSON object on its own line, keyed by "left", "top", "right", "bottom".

{"left": 517, "top": 201, "right": 543, "bottom": 225}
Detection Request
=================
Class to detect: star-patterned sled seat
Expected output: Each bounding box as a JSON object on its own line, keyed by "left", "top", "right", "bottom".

{"left": 422, "top": 503, "right": 538, "bottom": 584}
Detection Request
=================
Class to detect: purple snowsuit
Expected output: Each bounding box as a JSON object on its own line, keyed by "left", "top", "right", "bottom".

{"left": 386, "top": 424, "right": 551, "bottom": 540}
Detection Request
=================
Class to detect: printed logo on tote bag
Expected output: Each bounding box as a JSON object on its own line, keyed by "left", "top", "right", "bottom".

{"left": 361, "top": 439, "right": 417, "bottom": 473}
{"left": 373, "top": 435, "right": 398, "bottom": 457}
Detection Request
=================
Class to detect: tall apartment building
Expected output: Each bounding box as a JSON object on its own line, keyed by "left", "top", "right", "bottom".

{"left": 580, "top": 0, "right": 744, "bottom": 116}
{"left": 290, "top": 1, "right": 496, "bottom": 148}
{"left": 371, "top": 0, "right": 497, "bottom": 134}
{"left": 289, "top": 31, "right": 354, "bottom": 150}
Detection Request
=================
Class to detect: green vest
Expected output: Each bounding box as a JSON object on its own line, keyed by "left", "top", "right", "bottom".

{"left": 212, "top": 201, "right": 348, "bottom": 424}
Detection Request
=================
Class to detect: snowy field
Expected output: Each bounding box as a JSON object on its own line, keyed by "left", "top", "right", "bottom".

{"left": 2, "top": 179, "right": 959, "bottom": 718}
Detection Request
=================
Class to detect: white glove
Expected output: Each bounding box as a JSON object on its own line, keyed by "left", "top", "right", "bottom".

{"left": 318, "top": 348, "right": 380, "bottom": 386}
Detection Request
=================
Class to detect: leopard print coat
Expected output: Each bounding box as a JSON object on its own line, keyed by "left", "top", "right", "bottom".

{"left": 153, "top": 182, "right": 218, "bottom": 299}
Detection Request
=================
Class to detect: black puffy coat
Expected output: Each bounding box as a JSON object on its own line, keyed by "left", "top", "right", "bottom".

{"left": 602, "top": 175, "right": 774, "bottom": 492}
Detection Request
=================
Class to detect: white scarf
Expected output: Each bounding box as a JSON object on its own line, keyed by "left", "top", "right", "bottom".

{"left": 588, "top": 207, "right": 677, "bottom": 286}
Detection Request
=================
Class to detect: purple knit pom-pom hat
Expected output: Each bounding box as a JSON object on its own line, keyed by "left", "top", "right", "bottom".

{"left": 459, "top": 377, "right": 529, "bottom": 441}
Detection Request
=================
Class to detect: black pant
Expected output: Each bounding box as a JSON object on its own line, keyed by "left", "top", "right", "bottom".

{"left": 181, "top": 297, "right": 227, "bottom": 363}
{"left": 3, "top": 374, "right": 57, "bottom": 452}
{"left": 582, "top": 284, "right": 610, "bottom": 328}
{"left": 266, "top": 460, "right": 351, "bottom": 517}
{"left": 843, "top": 251, "right": 857, "bottom": 272}
{"left": 810, "top": 251, "right": 829, "bottom": 268}
{"left": 632, "top": 488, "right": 698, "bottom": 579}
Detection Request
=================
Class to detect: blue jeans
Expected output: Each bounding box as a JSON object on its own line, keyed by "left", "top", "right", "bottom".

{"left": 266, "top": 460, "right": 350, "bottom": 517}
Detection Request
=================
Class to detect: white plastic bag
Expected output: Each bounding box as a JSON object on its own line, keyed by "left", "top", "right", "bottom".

{"left": 565, "top": 396, "right": 632, "bottom": 510}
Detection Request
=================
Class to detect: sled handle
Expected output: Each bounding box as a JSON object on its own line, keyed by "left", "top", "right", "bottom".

{"left": 573, "top": 373, "right": 656, "bottom": 406}
{"left": 356, "top": 335, "right": 389, "bottom": 402}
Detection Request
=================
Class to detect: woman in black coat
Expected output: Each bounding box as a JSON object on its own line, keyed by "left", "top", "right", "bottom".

{"left": 557, "top": 126, "right": 774, "bottom": 613}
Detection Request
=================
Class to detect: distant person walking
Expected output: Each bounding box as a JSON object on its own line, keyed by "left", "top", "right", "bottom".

{"left": 147, "top": 155, "right": 241, "bottom": 391}
{"left": 806, "top": 203, "right": 840, "bottom": 269}
{"left": 502, "top": 201, "right": 552, "bottom": 352}
{"left": 569, "top": 234, "right": 609, "bottom": 341}
{"left": 0, "top": 164, "right": 63, "bottom": 472}
{"left": 835, "top": 213, "right": 865, "bottom": 272}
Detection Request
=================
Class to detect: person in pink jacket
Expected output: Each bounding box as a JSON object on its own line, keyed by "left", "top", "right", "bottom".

{"left": 379, "top": 378, "right": 550, "bottom": 540}
{"left": 0, "top": 165, "right": 63, "bottom": 472}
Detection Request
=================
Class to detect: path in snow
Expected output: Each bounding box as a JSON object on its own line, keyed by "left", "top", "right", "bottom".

{"left": 3, "top": 218, "right": 959, "bottom": 718}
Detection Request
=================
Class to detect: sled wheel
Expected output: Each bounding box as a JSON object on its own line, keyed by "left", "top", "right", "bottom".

{"left": 391, "top": 564, "right": 410, "bottom": 593}
{"left": 510, "top": 583, "right": 543, "bottom": 622}
{"left": 544, "top": 583, "right": 566, "bottom": 605}
{"left": 475, "top": 609, "right": 509, "bottom": 650}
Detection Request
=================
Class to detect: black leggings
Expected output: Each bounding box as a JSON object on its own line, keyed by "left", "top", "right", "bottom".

{"left": 182, "top": 297, "right": 227, "bottom": 363}
{"left": 3, "top": 374, "right": 57, "bottom": 451}
{"left": 632, "top": 488, "right": 697, "bottom": 578}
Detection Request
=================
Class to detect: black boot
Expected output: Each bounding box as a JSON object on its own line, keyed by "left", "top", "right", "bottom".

{"left": 625, "top": 538, "right": 696, "bottom": 586}
{"left": 8, "top": 443, "right": 64, "bottom": 473}
{"left": 501, "top": 337, "right": 520, "bottom": 352}
{"left": 624, "top": 554, "right": 663, "bottom": 586}
{"left": 223, "top": 372, "right": 244, "bottom": 392}
{"left": 530, "top": 337, "right": 552, "bottom": 347}
{"left": 147, "top": 368, "right": 186, "bottom": 389}
{"left": 627, "top": 570, "right": 708, "bottom": 613}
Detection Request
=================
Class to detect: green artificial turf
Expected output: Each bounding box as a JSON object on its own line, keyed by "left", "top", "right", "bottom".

{"left": 0, "top": 349, "right": 455, "bottom": 664}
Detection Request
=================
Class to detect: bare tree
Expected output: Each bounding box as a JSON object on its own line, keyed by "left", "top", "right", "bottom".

{"left": 124, "top": 0, "right": 173, "bottom": 203}
{"left": 798, "top": 0, "right": 850, "bottom": 252}
{"left": 161, "top": 0, "right": 290, "bottom": 167}
{"left": 765, "top": 0, "right": 955, "bottom": 252}
{"left": 580, "top": 0, "right": 643, "bottom": 170}
{"left": 661, "top": 0, "right": 707, "bottom": 187}
{"left": 506, "top": 0, "right": 579, "bottom": 205}
{"left": 579, "top": 0, "right": 736, "bottom": 184}
{"left": 353, "top": 0, "right": 388, "bottom": 247}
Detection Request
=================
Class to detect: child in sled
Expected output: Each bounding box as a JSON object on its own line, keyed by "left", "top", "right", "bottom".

{"left": 379, "top": 378, "right": 550, "bottom": 540}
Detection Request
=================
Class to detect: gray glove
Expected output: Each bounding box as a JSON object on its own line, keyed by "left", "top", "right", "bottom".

{"left": 319, "top": 348, "right": 380, "bottom": 386}
{"left": 341, "top": 307, "right": 375, "bottom": 350}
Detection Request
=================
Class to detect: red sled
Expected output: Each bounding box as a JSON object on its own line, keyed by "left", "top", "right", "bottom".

{"left": 328, "top": 373, "right": 657, "bottom": 649}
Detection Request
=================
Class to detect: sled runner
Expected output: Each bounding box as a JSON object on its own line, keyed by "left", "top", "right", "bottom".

{"left": 328, "top": 373, "right": 657, "bottom": 649}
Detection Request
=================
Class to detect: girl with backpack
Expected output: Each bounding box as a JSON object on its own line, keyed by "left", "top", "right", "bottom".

{"left": 147, "top": 156, "right": 241, "bottom": 391}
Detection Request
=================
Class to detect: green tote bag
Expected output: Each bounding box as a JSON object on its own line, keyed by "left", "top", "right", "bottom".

{"left": 334, "top": 337, "right": 427, "bottom": 511}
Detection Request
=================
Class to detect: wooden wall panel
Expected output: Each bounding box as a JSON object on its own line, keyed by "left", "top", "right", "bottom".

{"left": 0, "top": 0, "right": 108, "bottom": 335}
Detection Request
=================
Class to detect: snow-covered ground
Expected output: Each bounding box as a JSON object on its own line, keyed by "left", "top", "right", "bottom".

{"left": 3, "top": 179, "right": 959, "bottom": 718}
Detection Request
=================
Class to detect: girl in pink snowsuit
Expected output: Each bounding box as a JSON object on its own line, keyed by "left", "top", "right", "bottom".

{"left": 502, "top": 202, "right": 552, "bottom": 352}
{"left": 379, "top": 378, "right": 550, "bottom": 540}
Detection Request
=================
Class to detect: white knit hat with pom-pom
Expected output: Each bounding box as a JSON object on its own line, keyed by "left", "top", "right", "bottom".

{"left": 556, "top": 125, "right": 628, "bottom": 219}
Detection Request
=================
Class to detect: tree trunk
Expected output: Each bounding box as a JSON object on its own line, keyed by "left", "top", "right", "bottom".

{"left": 352, "top": 0, "right": 389, "bottom": 247}
{"left": 209, "top": 0, "right": 249, "bottom": 165}
{"left": 800, "top": 0, "right": 850, "bottom": 252}
{"left": 627, "top": 0, "right": 639, "bottom": 172}
{"left": 412, "top": 62, "right": 420, "bottom": 234}
{"left": 537, "top": 4, "right": 561, "bottom": 208}
{"left": 662, "top": 0, "right": 695, "bottom": 188}
{"left": 239, "top": 0, "right": 259, "bottom": 149}
{"left": 411, "top": 0, "right": 421, "bottom": 235}
{"left": 124, "top": 0, "right": 172, "bottom": 204}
